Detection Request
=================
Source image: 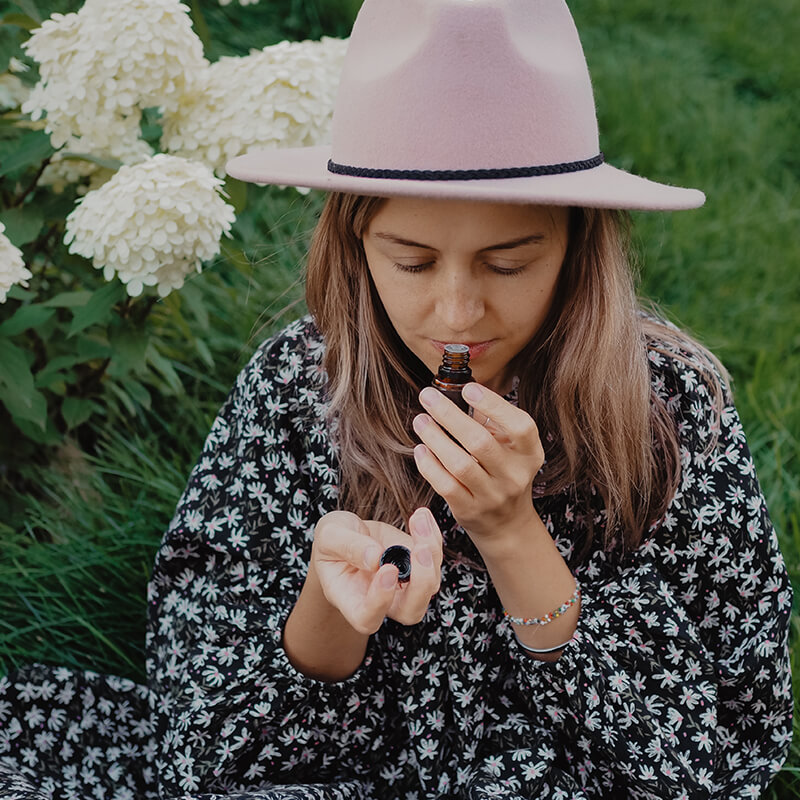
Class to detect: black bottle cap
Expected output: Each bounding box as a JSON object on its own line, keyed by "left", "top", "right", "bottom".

{"left": 379, "top": 545, "right": 412, "bottom": 583}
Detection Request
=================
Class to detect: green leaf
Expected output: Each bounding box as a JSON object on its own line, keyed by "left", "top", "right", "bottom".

{"left": 13, "top": 413, "right": 61, "bottom": 445}
{"left": 107, "top": 380, "right": 136, "bottom": 417}
{"left": 34, "top": 352, "right": 100, "bottom": 387}
{"left": 0, "top": 338, "right": 47, "bottom": 429}
{"left": 0, "top": 206, "right": 44, "bottom": 247}
{"left": 0, "top": 26, "right": 15, "bottom": 73}
{"left": 61, "top": 396, "right": 95, "bottom": 429}
{"left": 196, "top": 338, "right": 214, "bottom": 369}
{"left": 146, "top": 346, "right": 183, "bottom": 395}
{"left": 224, "top": 176, "right": 247, "bottom": 215}
{"left": 121, "top": 378, "right": 151, "bottom": 410}
{"left": 5, "top": 284, "right": 34, "bottom": 302}
{"left": 188, "top": 0, "right": 211, "bottom": 52}
{"left": 11, "top": 0, "right": 41, "bottom": 24}
{"left": 1, "top": 13, "right": 38, "bottom": 30}
{"left": 0, "top": 129, "right": 54, "bottom": 178}
{"left": 179, "top": 281, "right": 209, "bottom": 330}
{"left": 107, "top": 325, "right": 150, "bottom": 378}
{"left": 36, "top": 189, "right": 79, "bottom": 221}
{"left": 60, "top": 151, "right": 123, "bottom": 171}
{"left": 43, "top": 290, "right": 92, "bottom": 308}
{"left": 75, "top": 336, "right": 112, "bottom": 360}
{"left": 0, "top": 304, "right": 55, "bottom": 336}
{"left": 67, "top": 281, "right": 125, "bottom": 338}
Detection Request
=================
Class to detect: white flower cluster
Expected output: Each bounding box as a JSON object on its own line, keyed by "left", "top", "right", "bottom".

{"left": 0, "top": 223, "right": 33, "bottom": 304}
{"left": 65, "top": 155, "right": 235, "bottom": 298}
{"left": 22, "top": 0, "right": 206, "bottom": 160}
{"left": 41, "top": 136, "right": 155, "bottom": 195}
{"left": 161, "top": 37, "right": 347, "bottom": 175}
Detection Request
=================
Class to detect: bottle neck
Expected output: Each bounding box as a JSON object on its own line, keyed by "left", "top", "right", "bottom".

{"left": 437, "top": 344, "right": 471, "bottom": 383}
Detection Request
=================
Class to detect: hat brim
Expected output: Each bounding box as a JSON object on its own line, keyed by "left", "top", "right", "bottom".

{"left": 226, "top": 146, "right": 704, "bottom": 211}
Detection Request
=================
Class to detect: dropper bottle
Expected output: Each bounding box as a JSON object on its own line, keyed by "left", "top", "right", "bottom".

{"left": 432, "top": 344, "right": 472, "bottom": 413}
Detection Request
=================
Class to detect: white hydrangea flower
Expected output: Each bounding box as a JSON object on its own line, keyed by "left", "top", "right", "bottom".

{"left": 40, "top": 135, "right": 155, "bottom": 194}
{"left": 0, "top": 222, "right": 33, "bottom": 304}
{"left": 64, "top": 154, "right": 236, "bottom": 298}
{"left": 162, "top": 37, "right": 347, "bottom": 175}
{"left": 22, "top": 0, "right": 207, "bottom": 154}
{"left": 0, "top": 74, "right": 29, "bottom": 109}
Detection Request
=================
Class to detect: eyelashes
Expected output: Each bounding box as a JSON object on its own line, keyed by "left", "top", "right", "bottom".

{"left": 391, "top": 262, "right": 529, "bottom": 277}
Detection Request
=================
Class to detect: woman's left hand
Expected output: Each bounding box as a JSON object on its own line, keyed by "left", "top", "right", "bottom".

{"left": 412, "top": 383, "right": 545, "bottom": 543}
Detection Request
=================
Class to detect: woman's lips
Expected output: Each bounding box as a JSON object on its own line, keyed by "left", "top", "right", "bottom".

{"left": 430, "top": 339, "right": 494, "bottom": 359}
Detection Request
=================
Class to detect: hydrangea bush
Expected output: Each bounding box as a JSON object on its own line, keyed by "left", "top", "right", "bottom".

{"left": 0, "top": 0, "right": 349, "bottom": 468}
{"left": 22, "top": 0, "right": 207, "bottom": 153}
{"left": 65, "top": 155, "right": 236, "bottom": 297}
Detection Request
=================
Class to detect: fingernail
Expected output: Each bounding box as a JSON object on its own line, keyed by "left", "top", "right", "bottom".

{"left": 419, "top": 387, "right": 440, "bottom": 408}
{"left": 413, "top": 414, "right": 431, "bottom": 430}
{"left": 380, "top": 568, "right": 398, "bottom": 589}
{"left": 417, "top": 549, "right": 433, "bottom": 568}
{"left": 413, "top": 509, "right": 431, "bottom": 536}
{"left": 413, "top": 444, "right": 428, "bottom": 459}
{"left": 463, "top": 383, "right": 483, "bottom": 403}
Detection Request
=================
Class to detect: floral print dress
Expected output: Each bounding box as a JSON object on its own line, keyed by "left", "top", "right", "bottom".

{"left": 0, "top": 315, "right": 793, "bottom": 800}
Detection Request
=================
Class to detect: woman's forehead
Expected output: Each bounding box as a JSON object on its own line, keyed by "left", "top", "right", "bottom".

{"left": 366, "top": 197, "right": 568, "bottom": 247}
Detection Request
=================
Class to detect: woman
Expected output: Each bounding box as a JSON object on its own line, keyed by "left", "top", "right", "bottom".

{"left": 1, "top": 0, "right": 792, "bottom": 798}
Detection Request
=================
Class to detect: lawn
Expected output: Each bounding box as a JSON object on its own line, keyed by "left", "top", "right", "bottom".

{"left": 1, "top": 0, "right": 798, "bottom": 796}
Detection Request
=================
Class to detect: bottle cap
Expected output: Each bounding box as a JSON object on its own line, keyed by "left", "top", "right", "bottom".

{"left": 379, "top": 545, "right": 412, "bottom": 583}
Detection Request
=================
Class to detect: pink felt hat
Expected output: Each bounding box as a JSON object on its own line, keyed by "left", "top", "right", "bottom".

{"left": 226, "top": 0, "right": 705, "bottom": 211}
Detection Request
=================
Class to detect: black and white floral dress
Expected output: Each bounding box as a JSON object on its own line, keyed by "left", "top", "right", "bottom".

{"left": 1, "top": 315, "right": 793, "bottom": 799}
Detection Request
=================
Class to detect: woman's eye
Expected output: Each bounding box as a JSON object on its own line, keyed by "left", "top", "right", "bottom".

{"left": 392, "top": 262, "right": 433, "bottom": 273}
{"left": 487, "top": 263, "right": 528, "bottom": 276}
{"left": 390, "top": 261, "right": 529, "bottom": 276}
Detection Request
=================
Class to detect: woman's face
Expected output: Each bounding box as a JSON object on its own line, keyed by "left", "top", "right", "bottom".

{"left": 362, "top": 197, "right": 569, "bottom": 394}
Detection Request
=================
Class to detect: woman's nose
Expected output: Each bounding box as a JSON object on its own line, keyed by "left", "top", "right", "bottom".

{"left": 433, "top": 271, "right": 485, "bottom": 333}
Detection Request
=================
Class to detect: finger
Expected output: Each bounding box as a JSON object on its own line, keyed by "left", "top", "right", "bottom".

{"left": 413, "top": 442, "right": 475, "bottom": 504}
{"left": 327, "top": 564, "right": 399, "bottom": 635}
{"left": 419, "top": 385, "right": 508, "bottom": 465}
{"left": 386, "top": 509, "right": 442, "bottom": 624}
{"left": 315, "top": 523, "right": 382, "bottom": 571}
{"left": 460, "top": 383, "right": 539, "bottom": 449}
{"left": 413, "top": 411, "right": 487, "bottom": 488}
{"left": 409, "top": 507, "right": 444, "bottom": 571}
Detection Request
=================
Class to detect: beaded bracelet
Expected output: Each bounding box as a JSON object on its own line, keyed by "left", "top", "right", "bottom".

{"left": 503, "top": 580, "right": 581, "bottom": 627}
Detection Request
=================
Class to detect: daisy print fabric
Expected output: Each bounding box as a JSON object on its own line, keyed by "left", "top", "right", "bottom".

{"left": 0, "top": 315, "right": 792, "bottom": 799}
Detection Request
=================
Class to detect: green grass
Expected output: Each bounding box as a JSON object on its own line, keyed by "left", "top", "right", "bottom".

{"left": 1, "top": 0, "right": 799, "bottom": 795}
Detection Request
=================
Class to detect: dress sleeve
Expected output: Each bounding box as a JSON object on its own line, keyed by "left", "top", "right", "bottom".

{"left": 145, "top": 319, "right": 387, "bottom": 795}
{"left": 509, "top": 348, "right": 793, "bottom": 798}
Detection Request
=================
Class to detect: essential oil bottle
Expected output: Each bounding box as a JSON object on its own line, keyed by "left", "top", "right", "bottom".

{"left": 432, "top": 344, "right": 472, "bottom": 413}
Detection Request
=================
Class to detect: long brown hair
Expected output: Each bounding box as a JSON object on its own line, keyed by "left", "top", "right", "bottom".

{"left": 305, "top": 193, "right": 728, "bottom": 553}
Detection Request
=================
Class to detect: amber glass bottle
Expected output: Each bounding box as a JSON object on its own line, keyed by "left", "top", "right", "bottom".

{"left": 432, "top": 344, "right": 472, "bottom": 413}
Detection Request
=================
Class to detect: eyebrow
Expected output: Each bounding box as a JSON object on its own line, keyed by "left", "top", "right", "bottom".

{"left": 373, "top": 232, "right": 547, "bottom": 252}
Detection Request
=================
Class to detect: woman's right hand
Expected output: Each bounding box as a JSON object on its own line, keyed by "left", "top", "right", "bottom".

{"left": 311, "top": 507, "right": 443, "bottom": 635}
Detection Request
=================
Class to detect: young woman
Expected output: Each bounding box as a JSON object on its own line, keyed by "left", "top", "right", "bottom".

{"left": 1, "top": 0, "right": 792, "bottom": 798}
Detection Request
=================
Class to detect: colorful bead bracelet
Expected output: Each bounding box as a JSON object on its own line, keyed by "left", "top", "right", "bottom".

{"left": 503, "top": 580, "right": 581, "bottom": 626}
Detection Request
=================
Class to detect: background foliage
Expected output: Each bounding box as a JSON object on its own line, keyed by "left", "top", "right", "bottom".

{"left": 1, "top": 0, "right": 798, "bottom": 795}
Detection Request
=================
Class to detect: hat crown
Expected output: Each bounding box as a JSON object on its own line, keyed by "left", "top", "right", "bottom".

{"left": 331, "top": 0, "right": 600, "bottom": 172}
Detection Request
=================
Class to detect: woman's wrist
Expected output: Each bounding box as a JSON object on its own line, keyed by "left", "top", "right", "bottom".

{"left": 471, "top": 507, "right": 548, "bottom": 563}
{"left": 283, "top": 561, "right": 370, "bottom": 682}
{"left": 475, "top": 509, "right": 580, "bottom": 661}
